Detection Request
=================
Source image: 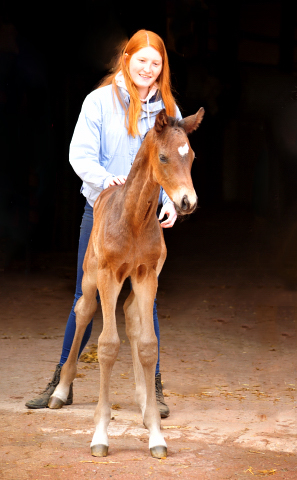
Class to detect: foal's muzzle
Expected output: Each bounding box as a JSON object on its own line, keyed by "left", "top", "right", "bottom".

{"left": 175, "top": 194, "right": 198, "bottom": 215}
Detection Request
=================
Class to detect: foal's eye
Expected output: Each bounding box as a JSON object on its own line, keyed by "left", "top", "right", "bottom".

{"left": 159, "top": 154, "right": 168, "bottom": 164}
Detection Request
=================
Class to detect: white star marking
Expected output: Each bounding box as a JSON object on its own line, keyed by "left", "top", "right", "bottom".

{"left": 178, "top": 143, "right": 189, "bottom": 156}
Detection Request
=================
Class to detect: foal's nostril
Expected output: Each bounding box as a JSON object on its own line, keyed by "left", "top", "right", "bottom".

{"left": 181, "top": 195, "right": 190, "bottom": 211}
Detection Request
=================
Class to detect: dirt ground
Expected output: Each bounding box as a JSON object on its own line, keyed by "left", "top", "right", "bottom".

{"left": 0, "top": 207, "right": 297, "bottom": 479}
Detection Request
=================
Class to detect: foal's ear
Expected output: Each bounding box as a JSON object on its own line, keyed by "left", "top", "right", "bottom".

{"left": 154, "top": 109, "right": 168, "bottom": 133}
{"left": 180, "top": 107, "right": 205, "bottom": 134}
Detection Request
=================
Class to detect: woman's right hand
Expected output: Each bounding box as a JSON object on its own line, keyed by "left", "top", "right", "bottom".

{"left": 108, "top": 175, "right": 127, "bottom": 187}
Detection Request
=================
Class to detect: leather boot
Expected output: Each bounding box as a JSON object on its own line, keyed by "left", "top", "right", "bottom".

{"left": 25, "top": 364, "right": 73, "bottom": 409}
{"left": 155, "top": 373, "right": 170, "bottom": 418}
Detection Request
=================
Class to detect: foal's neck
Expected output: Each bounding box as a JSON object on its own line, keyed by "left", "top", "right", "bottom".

{"left": 121, "top": 142, "right": 160, "bottom": 230}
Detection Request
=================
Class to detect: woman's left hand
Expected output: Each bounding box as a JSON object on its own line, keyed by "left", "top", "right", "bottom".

{"left": 158, "top": 203, "right": 177, "bottom": 228}
{"left": 108, "top": 175, "right": 127, "bottom": 187}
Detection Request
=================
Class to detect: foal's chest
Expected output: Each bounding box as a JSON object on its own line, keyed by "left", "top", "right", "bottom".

{"left": 101, "top": 221, "right": 163, "bottom": 276}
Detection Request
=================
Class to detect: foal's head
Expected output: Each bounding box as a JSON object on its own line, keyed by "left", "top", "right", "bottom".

{"left": 150, "top": 108, "right": 204, "bottom": 215}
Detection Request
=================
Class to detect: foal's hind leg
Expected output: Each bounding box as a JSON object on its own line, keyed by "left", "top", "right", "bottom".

{"left": 91, "top": 269, "right": 122, "bottom": 457}
{"left": 124, "top": 291, "right": 146, "bottom": 416}
{"left": 48, "top": 268, "right": 98, "bottom": 408}
{"left": 132, "top": 271, "right": 167, "bottom": 459}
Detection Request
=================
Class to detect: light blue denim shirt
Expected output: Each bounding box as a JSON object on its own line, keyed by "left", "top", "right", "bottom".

{"left": 69, "top": 84, "right": 182, "bottom": 207}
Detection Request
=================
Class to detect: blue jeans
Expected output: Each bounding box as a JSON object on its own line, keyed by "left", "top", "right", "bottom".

{"left": 59, "top": 201, "right": 161, "bottom": 375}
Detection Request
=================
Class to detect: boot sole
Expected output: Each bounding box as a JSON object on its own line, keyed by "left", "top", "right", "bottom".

{"left": 25, "top": 398, "right": 73, "bottom": 409}
{"left": 160, "top": 411, "right": 170, "bottom": 418}
{"left": 25, "top": 403, "right": 48, "bottom": 409}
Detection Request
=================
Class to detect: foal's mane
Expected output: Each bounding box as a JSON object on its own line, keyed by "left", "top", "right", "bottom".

{"left": 167, "top": 116, "right": 183, "bottom": 129}
{"left": 143, "top": 116, "right": 184, "bottom": 140}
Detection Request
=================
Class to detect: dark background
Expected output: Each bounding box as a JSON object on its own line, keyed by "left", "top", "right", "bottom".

{"left": 1, "top": 0, "right": 297, "bottom": 282}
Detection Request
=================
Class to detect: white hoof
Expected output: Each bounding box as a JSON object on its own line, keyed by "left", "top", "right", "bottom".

{"left": 149, "top": 431, "right": 167, "bottom": 449}
{"left": 91, "top": 444, "right": 108, "bottom": 457}
{"left": 51, "top": 386, "right": 68, "bottom": 403}
{"left": 91, "top": 429, "right": 109, "bottom": 449}
{"left": 150, "top": 445, "right": 167, "bottom": 459}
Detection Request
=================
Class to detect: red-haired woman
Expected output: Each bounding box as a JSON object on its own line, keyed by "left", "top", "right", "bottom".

{"left": 26, "top": 30, "right": 181, "bottom": 418}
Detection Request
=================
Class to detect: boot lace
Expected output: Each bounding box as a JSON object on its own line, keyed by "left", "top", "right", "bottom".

{"left": 43, "top": 365, "right": 61, "bottom": 393}
{"left": 155, "top": 374, "right": 165, "bottom": 404}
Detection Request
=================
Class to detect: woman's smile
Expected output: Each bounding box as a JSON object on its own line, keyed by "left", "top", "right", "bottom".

{"left": 129, "top": 46, "right": 162, "bottom": 99}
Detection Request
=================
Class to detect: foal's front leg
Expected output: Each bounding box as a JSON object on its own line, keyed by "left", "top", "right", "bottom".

{"left": 91, "top": 269, "right": 122, "bottom": 457}
{"left": 132, "top": 271, "right": 167, "bottom": 459}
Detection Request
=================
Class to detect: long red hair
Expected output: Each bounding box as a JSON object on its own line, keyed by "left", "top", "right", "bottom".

{"left": 99, "top": 30, "right": 178, "bottom": 137}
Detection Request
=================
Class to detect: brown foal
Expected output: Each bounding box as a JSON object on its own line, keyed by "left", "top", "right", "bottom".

{"left": 48, "top": 107, "right": 204, "bottom": 458}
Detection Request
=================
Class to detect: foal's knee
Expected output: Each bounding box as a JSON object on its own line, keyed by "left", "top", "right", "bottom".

{"left": 98, "top": 337, "right": 120, "bottom": 363}
{"left": 138, "top": 338, "right": 158, "bottom": 367}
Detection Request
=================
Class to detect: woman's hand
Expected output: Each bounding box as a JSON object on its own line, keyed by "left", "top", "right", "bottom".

{"left": 158, "top": 203, "right": 177, "bottom": 228}
{"left": 108, "top": 175, "right": 127, "bottom": 187}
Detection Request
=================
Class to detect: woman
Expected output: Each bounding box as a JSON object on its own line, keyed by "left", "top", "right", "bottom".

{"left": 26, "top": 29, "right": 181, "bottom": 418}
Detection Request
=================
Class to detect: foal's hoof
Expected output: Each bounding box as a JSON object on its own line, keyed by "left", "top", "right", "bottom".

{"left": 48, "top": 396, "right": 65, "bottom": 409}
{"left": 150, "top": 445, "right": 167, "bottom": 459}
{"left": 91, "top": 444, "right": 109, "bottom": 457}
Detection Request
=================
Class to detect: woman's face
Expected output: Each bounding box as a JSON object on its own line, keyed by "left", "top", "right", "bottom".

{"left": 128, "top": 46, "right": 162, "bottom": 99}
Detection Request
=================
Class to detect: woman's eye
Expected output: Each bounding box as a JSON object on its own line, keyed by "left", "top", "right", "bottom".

{"left": 159, "top": 154, "right": 168, "bottom": 163}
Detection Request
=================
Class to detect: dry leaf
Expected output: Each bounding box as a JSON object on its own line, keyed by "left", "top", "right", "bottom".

{"left": 245, "top": 466, "right": 276, "bottom": 476}
{"left": 248, "top": 451, "right": 266, "bottom": 455}
{"left": 257, "top": 469, "right": 276, "bottom": 475}
{"left": 79, "top": 344, "right": 98, "bottom": 363}
{"left": 80, "top": 460, "right": 120, "bottom": 464}
{"left": 163, "top": 425, "right": 182, "bottom": 429}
